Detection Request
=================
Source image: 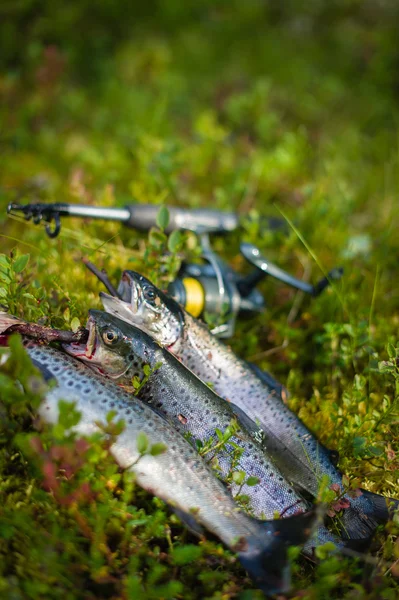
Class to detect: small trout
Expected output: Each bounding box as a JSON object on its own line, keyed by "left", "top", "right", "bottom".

{"left": 65, "top": 311, "right": 309, "bottom": 521}
{"left": 100, "top": 271, "right": 397, "bottom": 540}
{"left": 65, "top": 310, "right": 341, "bottom": 552}
{"left": 20, "top": 342, "right": 316, "bottom": 596}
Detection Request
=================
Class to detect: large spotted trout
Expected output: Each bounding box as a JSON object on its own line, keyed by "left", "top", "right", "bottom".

{"left": 10, "top": 342, "right": 317, "bottom": 596}
{"left": 100, "top": 271, "right": 398, "bottom": 540}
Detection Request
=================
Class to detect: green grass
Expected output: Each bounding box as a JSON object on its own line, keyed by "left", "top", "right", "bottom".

{"left": 1, "top": 1, "right": 399, "bottom": 597}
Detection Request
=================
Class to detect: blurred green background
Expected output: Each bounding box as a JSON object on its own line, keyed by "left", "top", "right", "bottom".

{"left": 2, "top": 1, "right": 399, "bottom": 598}
{"left": 2, "top": 0, "right": 399, "bottom": 365}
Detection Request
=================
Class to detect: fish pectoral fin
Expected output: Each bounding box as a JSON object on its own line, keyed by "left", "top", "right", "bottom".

{"left": 171, "top": 507, "right": 204, "bottom": 538}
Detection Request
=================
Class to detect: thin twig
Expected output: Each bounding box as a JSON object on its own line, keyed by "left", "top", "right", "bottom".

{"left": 5, "top": 323, "right": 88, "bottom": 344}
{"left": 82, "top": 257, "right": 120, "bottom": 298}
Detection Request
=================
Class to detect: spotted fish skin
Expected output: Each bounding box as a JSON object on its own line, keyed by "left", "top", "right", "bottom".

{"left": 23, "top": 343, "right": 318, "bottom": 596}
{"left": 65, "top": 311, "right": 309, "bottom": 521}
{"left": 100, "top": 271, "right": 396, "bottom": 539}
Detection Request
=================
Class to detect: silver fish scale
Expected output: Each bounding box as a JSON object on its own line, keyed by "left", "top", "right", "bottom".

{"left": 175, "top": 314, "right": 377, "bottom": 525}
{"left": 102, "top": 275, "right": 385, "bottom": 541}
{"left": 26, "top": 344, "right": 273, "bottom": 549}
{"left": 177, "top": 315, "right": 344, "bottom": 494}
{"left": 137, "top": 351, "right": 308, "bottom": 520}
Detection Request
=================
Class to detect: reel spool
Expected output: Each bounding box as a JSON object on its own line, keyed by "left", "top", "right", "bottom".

{"left": 168, "top": 237, "right": 343, "bottom": 338}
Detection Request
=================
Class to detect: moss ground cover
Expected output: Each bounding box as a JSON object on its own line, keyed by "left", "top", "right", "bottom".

{"left": 1, "top": 1, "right": 399, "bottom": 597}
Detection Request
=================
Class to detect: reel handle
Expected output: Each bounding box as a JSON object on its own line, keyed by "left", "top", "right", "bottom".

{"left": 238, "top": 243, "right": 343, "bottom": 297}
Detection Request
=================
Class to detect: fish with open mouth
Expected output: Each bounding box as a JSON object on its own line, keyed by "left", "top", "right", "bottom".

{"left": 65, "top": 309, "right": 345, "bottom": 552}
{"left": 17, "top": 342, "right": 318, "bottom": 596}
{"left": 65, "top": 311, "right": 310, "bottom": 521}
{"left": 99, "top": 271, "right": 398, "bottom": 540}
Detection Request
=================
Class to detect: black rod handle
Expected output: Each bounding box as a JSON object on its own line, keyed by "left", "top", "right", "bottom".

{"left": 7, "top": 202, "right": 239, "bottom": 236}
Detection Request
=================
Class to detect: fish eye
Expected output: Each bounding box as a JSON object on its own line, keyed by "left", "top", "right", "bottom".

{"left": 143, "top": 285, "right": 156, "bottom": 302}
{"left": 102, "top": 328, "right": 121, "bottom": 346}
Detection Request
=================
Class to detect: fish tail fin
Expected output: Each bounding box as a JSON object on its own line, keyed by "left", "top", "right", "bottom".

{"left": 239, "top": 508, "right": 319, "bottom": 595}
{"left": 340, "top": 489, "right": 399, "bottom": 539}
{"left": 360, "top": 489, "right": 399, "bottom": 520}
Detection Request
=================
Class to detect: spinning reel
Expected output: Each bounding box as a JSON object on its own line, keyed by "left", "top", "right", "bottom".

{"left": 169, "top": 235, "right": 343, "bottom": 337}
{"left": 7, "top": 200, "right": 343, "bottom": 337}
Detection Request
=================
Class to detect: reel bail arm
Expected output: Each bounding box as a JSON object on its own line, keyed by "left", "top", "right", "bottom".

{"left": 238, "top": 243, "right": 343, "bottom": 297}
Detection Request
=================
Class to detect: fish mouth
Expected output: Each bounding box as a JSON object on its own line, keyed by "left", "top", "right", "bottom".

{"left": 63, "top": 317, "right": 97, "bottom": 360}
{"left": 100, "top": 292, "right": 142, "bottom": 327}
{"left": 118, "top": 271, "right": 140, "bottom": 312}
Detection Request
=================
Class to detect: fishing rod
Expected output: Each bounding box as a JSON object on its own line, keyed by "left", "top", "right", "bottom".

{"left": 7, "top": 201, "right": 238, "bottom": 237}
{"left": 7, "top": 200, "right": 343, "bottom": 337}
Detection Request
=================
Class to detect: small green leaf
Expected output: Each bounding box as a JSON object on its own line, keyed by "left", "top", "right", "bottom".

{"left": 106, "top": 410, "right": 117, "bottom": 423}
{"left": 246, "top": 476, "right": 260, "bottom": 487}
{"left": 57, "top": 400, "right": 81, "bottom": 430}
{"left": 215, "top": 428, "right": 224, "bottom": 442}
{"left": 232, "top": 470, "right": 246, "bottom": 485}
{"left": 222, "top": 426, "right": 232, "bottom": 440}
{"left": 137, "top": 431, "right": 149, "bottom": 454}
{"left": 315, "top": 541, "right": 337, "bottom": 560}
{"left": 148, "top": 228, "right": 167, "bottom": 246}
{"left": 70, "top": 317, "right": 81, "bottom": 332}
{"left": 236, "top": 494, "right": 250, "bottom": 504}
{"left": 132, "top": 377, "right": 141, "bottom": 389}
{"left": 0, "top": 270, "right": 11, "bottom": 284}
{"left": 0, "top": 255, "right": 10, "bottom": 269}
{"left": 168, "top": 229, "right": 182, "bottom": 253}
{"left": 156, "top": 205, "right": 170, "bottom": 230}
{"left": 150, "top": 442, "right": 167, "bottom": 456}
{"left": 143, "top": 364, "right": 151, "bottom": 377}
{"left": 13, "top": 254, "right": 29, "bottom": 274}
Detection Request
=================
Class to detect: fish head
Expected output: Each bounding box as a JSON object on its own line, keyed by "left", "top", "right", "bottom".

{"left": 100, "top": 270, "right": 184, "bottom": 349}
{"left": 64, "top": 310, "right": 152, "bottom": 381}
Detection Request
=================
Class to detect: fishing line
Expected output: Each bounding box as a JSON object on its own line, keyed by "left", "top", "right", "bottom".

{"left": 274, "top": 203, "right": 347, "bottom": 315}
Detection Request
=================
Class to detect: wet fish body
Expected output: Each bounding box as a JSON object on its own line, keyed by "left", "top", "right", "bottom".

{"left": 65, "top": 311, "right": 309, "bottom": 521}
{"left": 65, "top": 310, "right": 342, "bottom": 553}
{"left": 23, "top": 343, "right": 316, "bottom": 595}
{"left": 100, "top": 271, "right": 397, "bottom": 539}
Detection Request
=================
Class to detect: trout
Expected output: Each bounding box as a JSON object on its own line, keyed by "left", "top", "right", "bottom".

{"left": 19, "top": 342, "right": 317, "bottom": 595}
{"left": 100, "top": 271, "right": 398, "bottom": 539}
{"left": 65, "top": 310, "right": 342, "bottom": 551}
